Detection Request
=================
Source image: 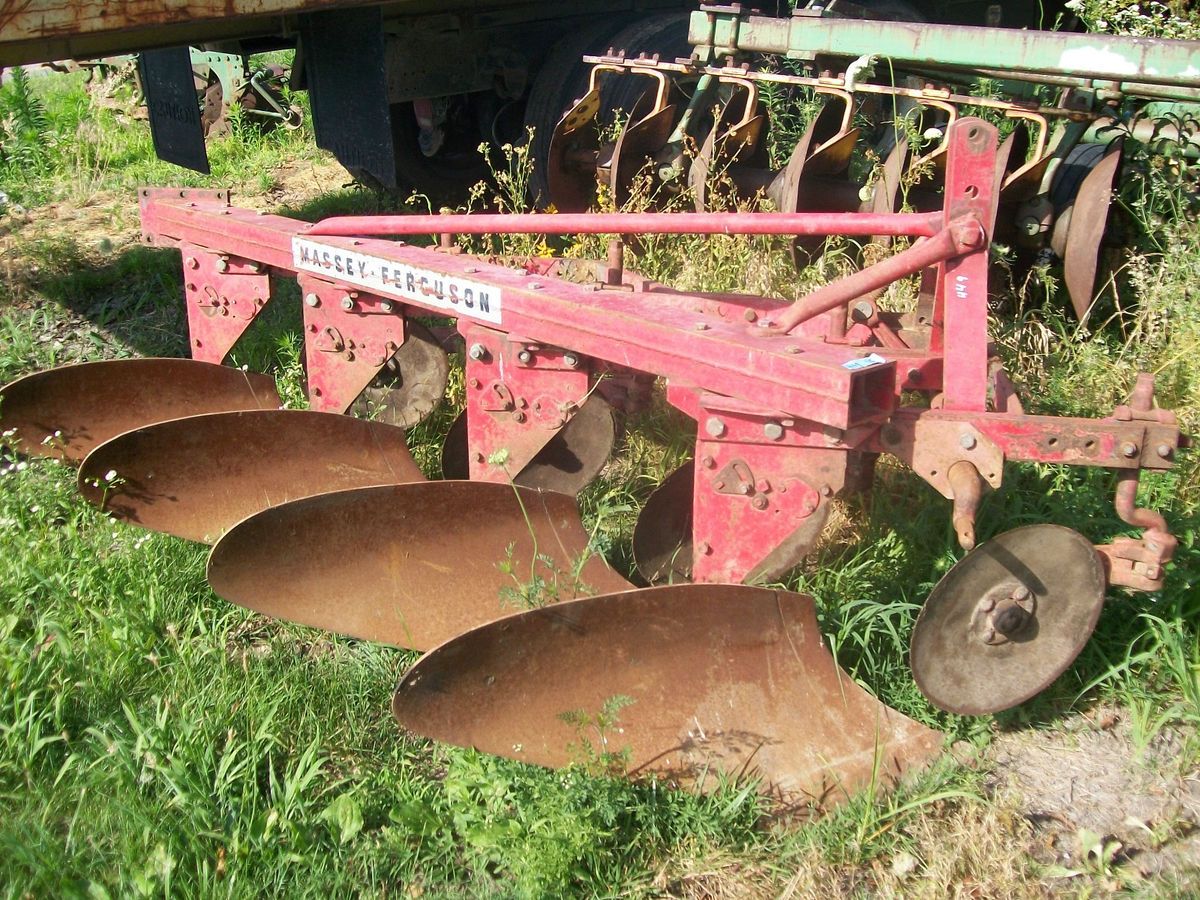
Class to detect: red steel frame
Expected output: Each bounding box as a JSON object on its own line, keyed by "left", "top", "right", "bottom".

{"left": 137, "top": 119, "right": 1181, "bottom": 589}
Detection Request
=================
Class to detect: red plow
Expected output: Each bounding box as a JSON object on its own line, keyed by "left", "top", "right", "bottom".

{"left": 1, "top": 117, "right": 1185, "bottom": 813}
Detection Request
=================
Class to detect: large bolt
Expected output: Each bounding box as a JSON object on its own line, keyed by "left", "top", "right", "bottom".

{"left": 743, "top": 309, "right": 758, "bottom": 323}
{"left": 959, "top": 432, "right": 977, "bottom": 450}
{"left": 517, "top": 349, "right": 533, "bottom": 364}
{"left": 341, "top": 296, "right": 356, "bottom": 311}
{"left": 379, "top": 300, "right": 394, "bottom": 313}
{"left": 705, "top": 417, "right": 727, "bottom": 438}
{"left": 563, "top": 352, "right": 580, "bottom": 369}
{"left": 763, "top": 421, "right": 784, "bottom": 441}
{"left": 468, "top": 343, "right": 488, "bottom": 361}
{"left": 751, "top": 495, "right": 768, "bottom": 510}
{"left": 215, "top": 257, "right": 229, "bottom": 273}
{"left": 1157, "top": 443, "right": 1173, "bottom": 459}
{"left": 1121, "top": 442, "right": 1140, "bottom": 459}
{"left": 304, "top": 293, "right": 320, "bottom": 307}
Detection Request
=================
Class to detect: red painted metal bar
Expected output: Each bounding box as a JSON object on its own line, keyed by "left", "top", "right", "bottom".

{"left": 303, "top": 211, "right": 946, "bottom": 239}
{"left": 769, "top": 220, "right": 984, "bottom": 334}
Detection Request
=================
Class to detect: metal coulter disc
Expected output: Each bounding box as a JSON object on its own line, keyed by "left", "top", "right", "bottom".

{"left": 393, "top": 583, "right": 943, "bottom": 807}
{"left": 440, "top": 394, "right": 617, "bottom": 496}
{"left": 0, "top": 358, "right": 279, "bottom": 464}
{"left": 349, "top": 320, "right": 450, "bottom": 429}
{"left": 910, "top": 524, "right": 1107, "bottom": 716}
{"left": 78, "top": 409, "right": 423, "bottom": 543}
{"left": 207, "top": 480, "right": 632, "bottom": 650}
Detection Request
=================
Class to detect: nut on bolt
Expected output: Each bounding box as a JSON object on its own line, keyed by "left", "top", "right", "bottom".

{"left": 563, "top": 352, "right": 580, "bottom": 369}
{"left": 959, "top": 432, "right": 977, "bottom": 450}
{"left": 517, "top": 349, "right": 533, "bottom": 364}
{"left": 379, "top": 300, "right": 395, "bottom": 313}
{"left": 1121, "top": 441, "right": 1140, "bottom": 459}
{"left": 1157, "top": 443, "right": 1173, "bottom": 459}
{"left": 763, "top": 421, "right": 784, "bottom": 441}
{"left": 468, "top": 343, "right": 488, "bottom": 361}
{"left": 304, "top": 293, "right": 320, "bottom": 307}
{"left": 704, "top": 417, "right": 726, "bottom": 438}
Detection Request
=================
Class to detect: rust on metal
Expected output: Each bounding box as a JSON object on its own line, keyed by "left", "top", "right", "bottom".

{"left": 632, "top": 460, "right": 695, "bottom": 584}
{"left": 910, "top": 524, "right": 1107, "bottom": 715}
{"left": 77, "top": 409, "right": 423, "bottom": 543}
{"left": 0, "top": 358, "right": 279, "bottom": 464}
{"left": 394, "top": 584, "right": 942, "bottom": 809}
{"left": 349, "top": 320, "right": 451, "bottom": 429}
{"left": 207, "top": 480, "right": 632, "bottom": 649}
{"left": 1054, "top": 139, "right": 1123, "bottom": 319}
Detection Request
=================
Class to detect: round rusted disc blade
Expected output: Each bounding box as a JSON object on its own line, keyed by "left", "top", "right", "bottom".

{"left": 610, "top": 101, "right": 678, "bottom": 208}
{"left": 1062, "top": 141, "right": 1123, "bottom": 319}
{"left": 393, "top": 584, "right": 942, "bottom": 806}
{"left": 78, "top": 409, "right": 424, "bottom": 543}
{"left": 207, "top": 481, "right": 632, "bottom": 650}
{"left": 910, "top": 524, "right": 1107, "bottom": 716}
{"left": 633, "top": 460, "right": 694, "bottom": 584}
{"left": 441, "top": 395, "right": 617, "bottom": 496}
{"left": 0, "top": 358, "right": 279, "bottom": 464}
{"left": 349, "top": 321, "right": 450, "bottom": 428}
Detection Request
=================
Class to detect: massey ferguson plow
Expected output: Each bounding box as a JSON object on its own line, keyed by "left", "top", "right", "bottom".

{"left": 2, "top": 6, "right": 1197, "bottom": 813}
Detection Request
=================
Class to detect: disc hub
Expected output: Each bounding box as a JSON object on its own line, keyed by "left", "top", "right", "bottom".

{"left": 972, "top": 583, "right": 1037, "bottom": 645}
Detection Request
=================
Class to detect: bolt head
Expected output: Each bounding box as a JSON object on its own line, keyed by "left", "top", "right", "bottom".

{"left": 701, "top": 455, "right": 716, "bottom": 469}
{"left": 379, "top": 300, "right": 394, "bottom": 313}
{"left": 751, "top": 495, "right": 768, "bottom": 510}
{"left": 1157, "top": 443, "right": 1172, "bottom": 459}
{"left": 697, "top": 541, "right": 712, "bottom": 556}
{"left": 1121, "top": 442, "right": 1140, "bottom": 459}
{"left": 959, "top": 432, "right": 977, "bottom": 450}
{"left": 215, "top": 258, "right": 229, "bottom": 273}
{"left": 563, "top": 352, "right": 580, "bottom": 369}
{"left": 512, "top": 411, "right": 526, "bottom": 423}
{"left": 763, "top": 421, "right": 784, "bottom": 441}
{"left": 743, "top": 309, "right": 758, "bottom": 323}
{"left": 704, "top": 417, "right": 726, "bottom": 438}
{"left": 304, "top": 293, "right": 320, "bottom": 307}
{"left": 517, "top": 349, "right": 533, "bottom": 364}
{"left": 1010, "top": 585, "right": 1031, "bottom": 602}
{"left": 340, "top": 297, "right": 355, "bottom": 311}
{"left": 185, "top": 257, "right": 199, "bottom": 270}
{"left": 468, "top": 343, "right": 487, "bottom": 361}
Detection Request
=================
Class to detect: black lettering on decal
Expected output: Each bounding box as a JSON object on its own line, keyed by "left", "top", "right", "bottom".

{"left": 478, "top": 293, "right": 490, "bottom": 314}
{"left": 406, "top": 273, "right": 416, "bottom": 292}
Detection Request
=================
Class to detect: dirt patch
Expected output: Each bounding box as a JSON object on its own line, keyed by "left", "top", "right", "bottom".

{"left": 987, "top": 709, "right": 1200, "bottom": 885}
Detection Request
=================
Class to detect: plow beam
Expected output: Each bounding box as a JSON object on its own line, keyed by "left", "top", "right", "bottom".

{"left": 207, "top": 481, "right": 631, "bottom": 650}
{"left": 393, "top": 584, "right": 942, "bottom": 809}
{"left": 78, "top": 410, "right": 423, "bottom": 543}
{"left": 0, "top": 359, "right": 279, "bottom": 464}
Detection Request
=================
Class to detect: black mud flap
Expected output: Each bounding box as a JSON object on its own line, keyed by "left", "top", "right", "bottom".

{"left": 139, "top": 46, "right": 210, "bottom": 174}
{"left": 299, "top": 7, "right": 396, "bottom": 188}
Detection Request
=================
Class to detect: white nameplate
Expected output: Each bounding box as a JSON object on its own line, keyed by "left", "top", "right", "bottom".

{"left": 293, "top": 237, "right": 502, "bottom": 323}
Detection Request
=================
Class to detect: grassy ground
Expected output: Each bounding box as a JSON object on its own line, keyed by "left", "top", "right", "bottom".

{"left": 1, "top": 48, "right": 1199, "bottom": 898}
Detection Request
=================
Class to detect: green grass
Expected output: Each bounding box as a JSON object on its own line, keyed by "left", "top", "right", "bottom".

{"left": 2, "top": 31, "right": 1200, "bottom": 898}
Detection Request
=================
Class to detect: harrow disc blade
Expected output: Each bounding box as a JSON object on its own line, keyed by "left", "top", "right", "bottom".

{"left": 393, "top": 584, "right": 942, "bottom": 807}
{"left": 441, "top": 395, "right": 618, "bottom": 496}
{"left": 1055, "top": 140, "right": 1123, "bottom": 319}
{"left": 349, "top": 321, "right": 450, "bottom": 429}
{"left": 207, "top": 481, "right": 632, "bottom": 649}
{"left": 910, "top": 524, "right": 1107, "bottom": 715}
{"left": 78, "top": 409, "right": 423, "bottom": 543}
{"left": 0, "top": 359, "right": 279, "bottom": 464}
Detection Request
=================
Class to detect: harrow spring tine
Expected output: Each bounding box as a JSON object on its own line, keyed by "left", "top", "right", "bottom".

{"left": 206, "top": 481, "right": 632, "bottom": 649}
{"left": 393, "top": 584, "right": 942, "bottom": 806}
{"left": 0, "top": 359, "right": 280, "bottom": 465}
{"left": 78, "top": 409, "right": 424, "bottom": 543}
